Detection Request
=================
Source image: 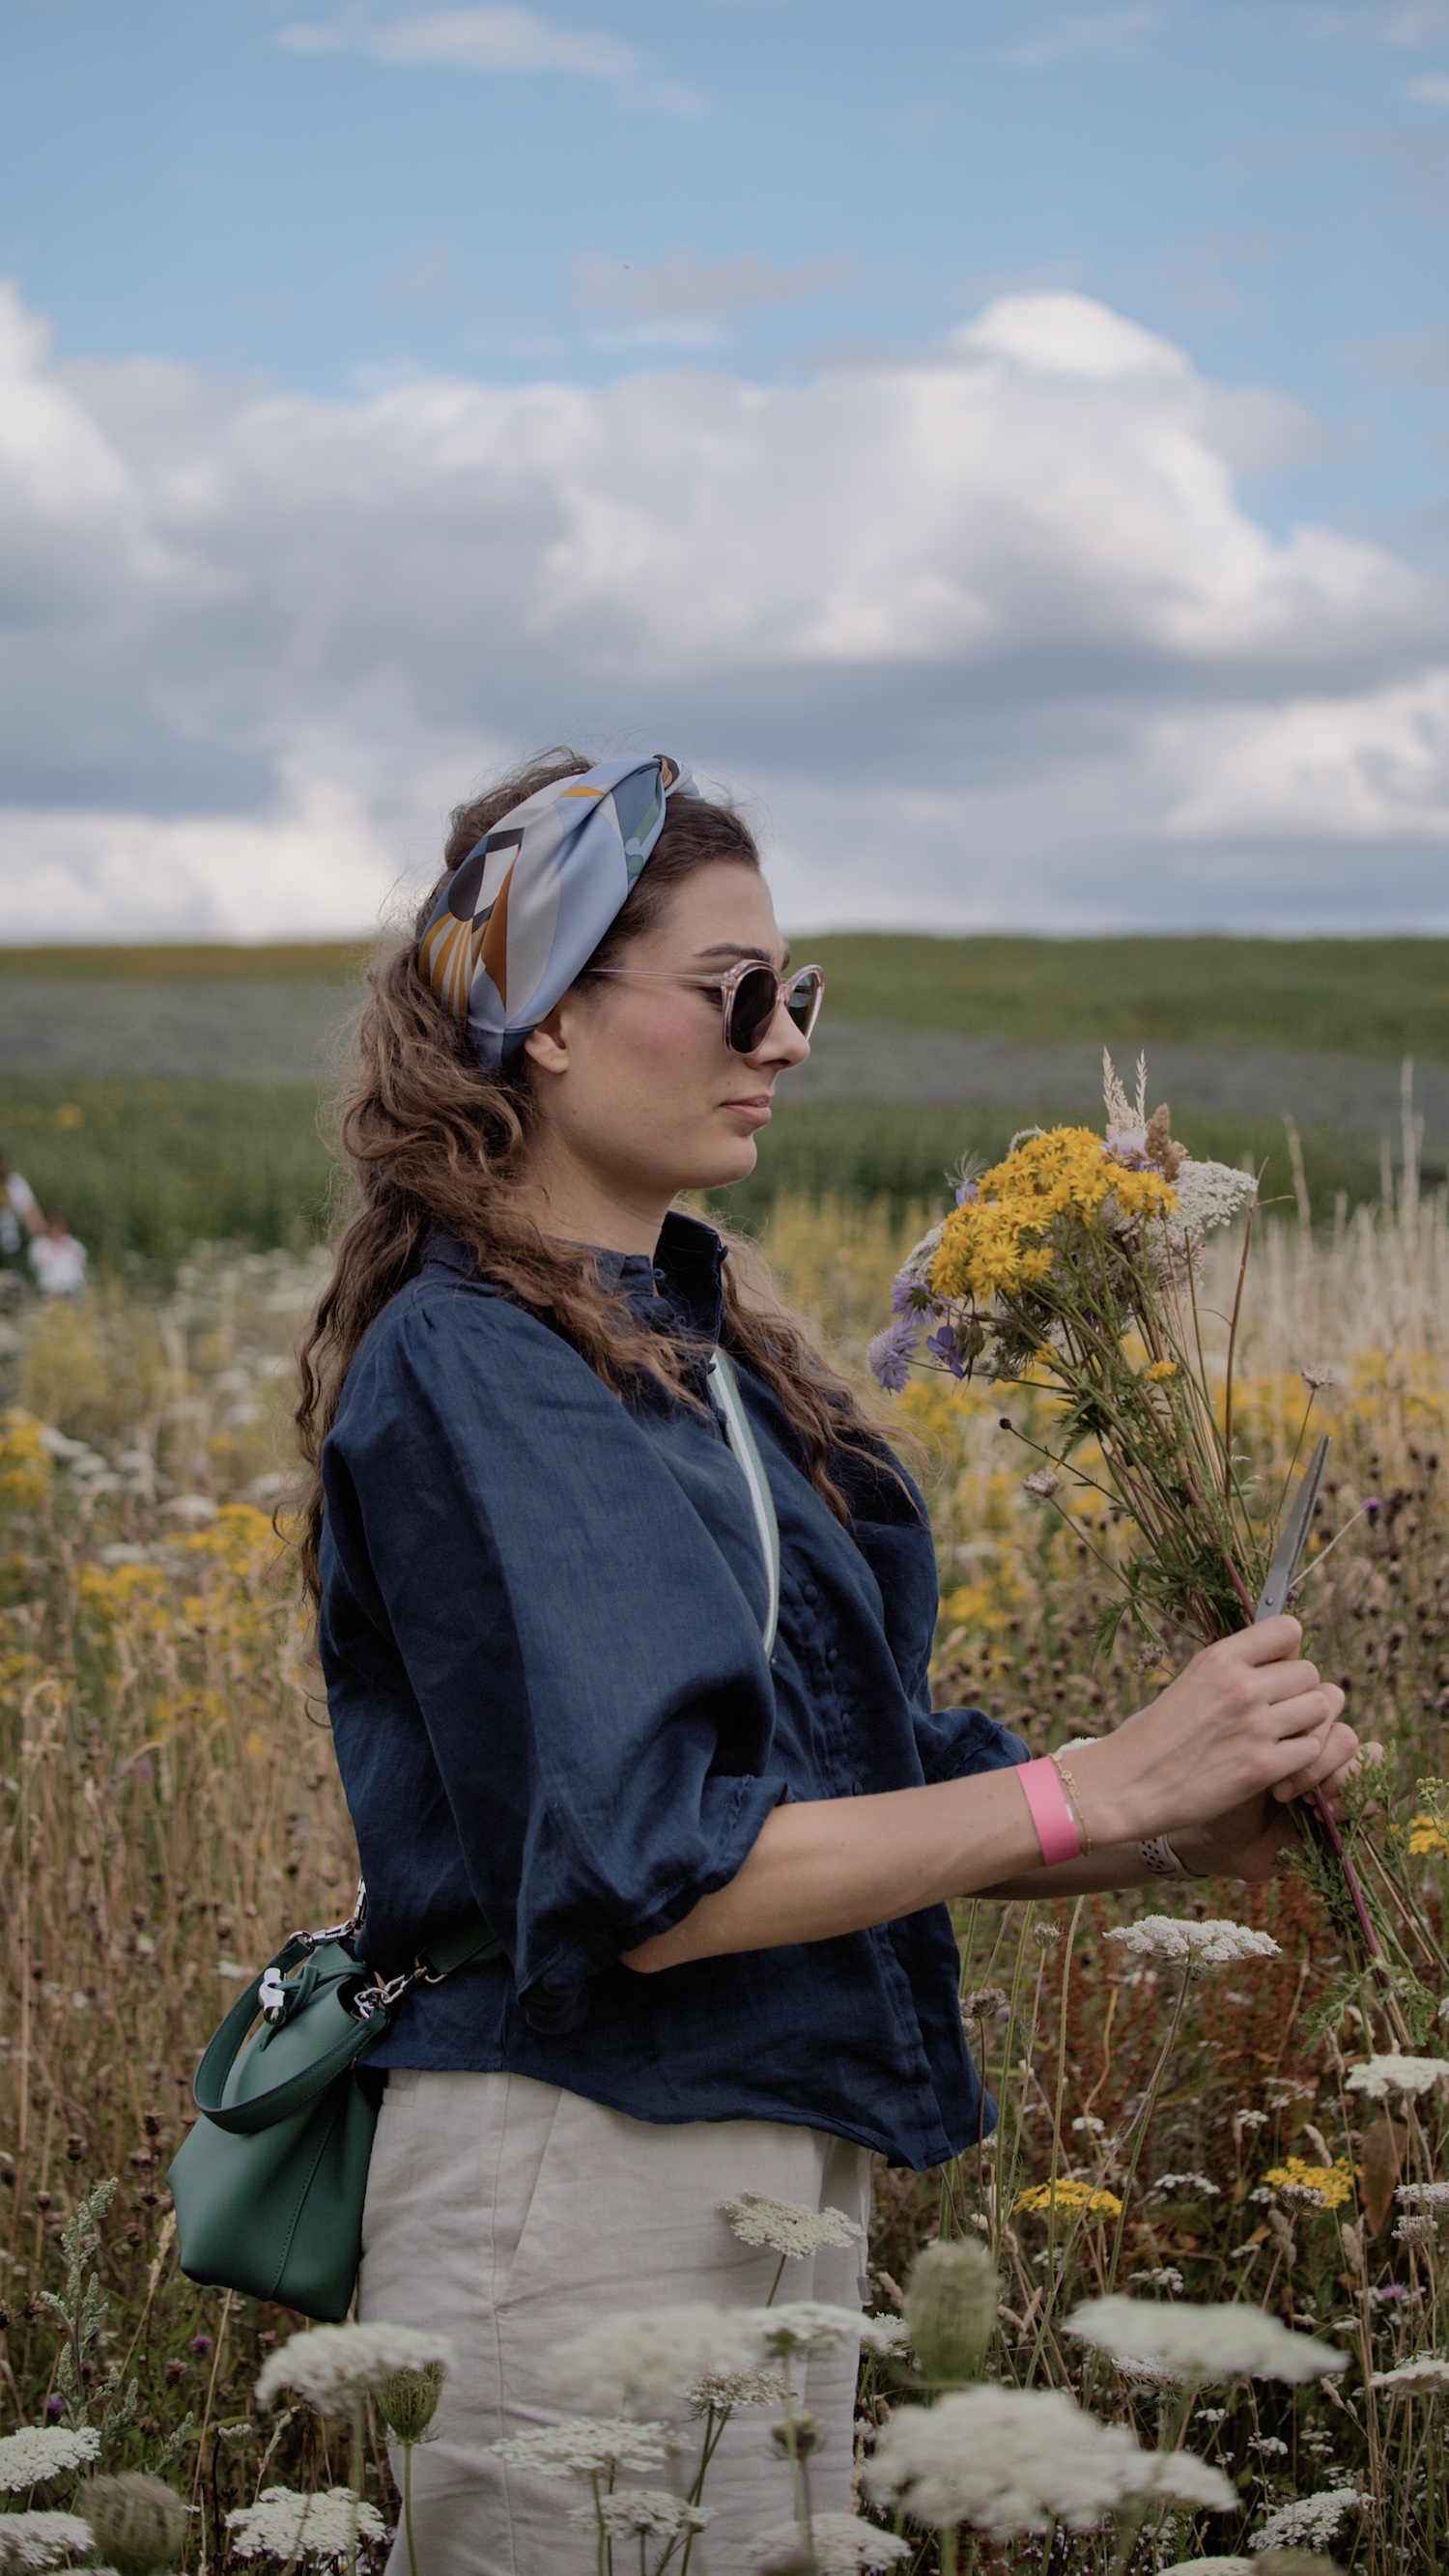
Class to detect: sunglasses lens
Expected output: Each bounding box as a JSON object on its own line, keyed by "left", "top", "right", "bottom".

{"left": 726, "top": 967, "right": 781, "bottom": 1053}
{"left": 785, "top": 972, "right": 820, "bottom": 1037}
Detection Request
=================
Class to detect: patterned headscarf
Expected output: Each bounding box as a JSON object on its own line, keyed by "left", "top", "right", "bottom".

{"left": 418, "top": 754, "right": 692, "bottom": 1070}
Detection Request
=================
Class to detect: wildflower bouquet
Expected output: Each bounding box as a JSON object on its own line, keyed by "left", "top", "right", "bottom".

{"left": 867, "top": 1058, "right": 1401, "bottom": 1968}
{"left": 869, "top": 1055, "right": 1264, "bottom": 1644}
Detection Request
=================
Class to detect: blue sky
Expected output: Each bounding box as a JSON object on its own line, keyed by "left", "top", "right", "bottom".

{"left": 1, "top": 0, "right": 1447, "bottom": 936}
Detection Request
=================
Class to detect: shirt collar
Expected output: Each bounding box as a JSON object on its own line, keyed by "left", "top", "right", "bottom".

{"left": 423, "top": 1208, "right": 726, "bottom": 1344}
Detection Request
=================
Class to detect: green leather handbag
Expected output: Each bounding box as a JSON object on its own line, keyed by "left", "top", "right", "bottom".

{"left": 168, "top": 1346, "right": 777, "bottom": 2323}
{"left": 167, "top": 1903, "right": 499, "bottom": 2321}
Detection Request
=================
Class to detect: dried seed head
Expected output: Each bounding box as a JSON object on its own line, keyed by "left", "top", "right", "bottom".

{"left": 81, "top": 2475, "right": 188, "bottom": 2575}
{"left": 1031, "top": 1920, "right": 1064, "bottom": 1948}
{"left": 375, "top": 2360, "right": 446, "bottom": 2445}
{"left": 769, "top": 2412, "right": 825, "bottom": 2459}
{"left": 903, "top": 2239, "right": 998, "bottom": 2389}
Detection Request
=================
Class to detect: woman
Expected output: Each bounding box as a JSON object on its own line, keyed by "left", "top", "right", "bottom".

{"left": 299, "top": 751, "right": 1364, "bottom": 2575}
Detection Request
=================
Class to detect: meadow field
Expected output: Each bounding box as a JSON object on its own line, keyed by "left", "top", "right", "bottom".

{"left": 2, "top": 1148, "right": 1449, "bottom": 2568}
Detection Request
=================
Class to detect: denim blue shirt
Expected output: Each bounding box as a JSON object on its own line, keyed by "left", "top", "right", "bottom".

{"left": 319, "top": 1212, "right": 1028, "bottom": 2169}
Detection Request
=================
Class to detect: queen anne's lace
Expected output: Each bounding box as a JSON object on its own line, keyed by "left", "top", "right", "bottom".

{"left": 0, "top": 2514, "right": 98, "bottom": 2570}
{"left": 1346, "top": 2054, "right": 1449, "bottom": 2102}
{"left": 720, "top": 2194, "right": 867, "bottom": 2258}
{"left": 567, "top": 2489, "right": 710, "bottom": 2541}
{"left": 1370, "top": 2355, "right": 1449, "bottom": 2393}
{"left": 488, "top": 2420, "right": 675, "bottom": 2478}
{"left": 255, "top": 2322, "right": 455, "bottom": 2412}
{"left": 1066, "top": 2297, "right": 1346, "bottom": 2385}
{"left": 0, "top": 2426, "right": 101, "bottom": 2493}
{"left": 547, "top": 2307, "right": 764, "bottom": 2417}
{"left": 864, "top": 2384, "right": 1232, "bottom": 2534}
{"left": 1248, "top": 2487, "right": 1368, "bottom": 2549}
{"left": 750, "top": 2513, "right": 909, "bottom": 2571}
{"left": 748, "top": 2304, "right": 908, "bottom": 2362}
{"left": 1107, "top": 1920, "right": 1280, "bottom": 1968}
{"left": 226, "top": 2487, "right": 386, "bottom": 2558}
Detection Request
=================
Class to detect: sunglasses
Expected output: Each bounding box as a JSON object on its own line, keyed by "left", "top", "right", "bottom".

{"left": 587, "top": 960, "right": 825, "bottom": 1056}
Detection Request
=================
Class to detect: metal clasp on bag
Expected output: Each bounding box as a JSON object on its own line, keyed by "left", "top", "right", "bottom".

{"left": 350, "top": 1954, "right": 441, "bottom": 2024}
{"left": 258, "top": 1967, "right": 291, "bottom": 2024}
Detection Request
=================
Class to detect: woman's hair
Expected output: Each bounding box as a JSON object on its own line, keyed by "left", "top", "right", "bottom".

{"left": 294, "top": 748, "right": 899, "bottom": 1600}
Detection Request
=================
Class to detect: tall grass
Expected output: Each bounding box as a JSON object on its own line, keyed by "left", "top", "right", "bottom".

{"left": 2, "top": 1189, "right": 1448, "bottom": 2565}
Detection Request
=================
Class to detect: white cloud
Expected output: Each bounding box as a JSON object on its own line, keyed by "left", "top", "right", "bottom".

{"left": 0, "top": 277, "right": 1446, "bottom": 939}
{"left": 1408, "top": 68, "right": 1449, "bottom": 95}
{"left": 280, "top": 7, "right": 638, "bottom": 80}
{"left": 1004, "top": 6, "right": 1170, "bottom": 68}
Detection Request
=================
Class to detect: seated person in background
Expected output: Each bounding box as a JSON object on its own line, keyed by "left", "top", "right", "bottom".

{"left": 0, "top": 1150, "right": 41, "bottom": 1265}
{"left": 30, "top": 1210, "right": 87, "bottom": 1297}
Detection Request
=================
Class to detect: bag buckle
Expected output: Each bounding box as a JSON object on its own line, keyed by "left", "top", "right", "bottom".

{"left": 258, "top": 1967, "right": 291, "bottom": 2024}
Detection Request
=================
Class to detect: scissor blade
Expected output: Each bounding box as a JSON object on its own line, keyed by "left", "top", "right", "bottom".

{"left": 1254, "top": 1434, "right": 1331, "bottom": 1623}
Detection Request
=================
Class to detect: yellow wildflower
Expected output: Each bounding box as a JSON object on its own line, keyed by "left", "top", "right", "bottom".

{"left": 1408, "top": 1817, "right": 1449, "bottom": 1858}
{"left": 1262, "top": 2157, "right": 1355, "bottom": 2210}
{"left": 0, "top": 1408, "right": 53, "bottom": 1507}
{"left": 930, "top": 1127, "right": 1177, "bottom": 1306}
{"left": 1144, "top": 1360, "right": 1178, "bottom": 1382}
{"left": 1014, "top": 2178, "right": 1122, "bottom": 2219}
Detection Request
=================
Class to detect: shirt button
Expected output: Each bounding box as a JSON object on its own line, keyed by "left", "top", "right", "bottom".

{"left": 802, "top": 1581, "right": 819, "bottom": 1605}
{"left": 825, "top": 1645, "right": 838, "bottom": 1669}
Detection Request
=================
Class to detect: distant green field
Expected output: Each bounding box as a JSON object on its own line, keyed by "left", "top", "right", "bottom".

{"left": 2, "top": 932, "right": 1446, "bottom": 1057}
{"left": 0, "top": 1073, "right": 1388, "bottom": 1265}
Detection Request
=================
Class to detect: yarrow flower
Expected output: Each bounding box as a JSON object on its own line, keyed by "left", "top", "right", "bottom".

{"left": 488, "top": 2420, "right": 676, "bottom": 2478}
{"left": 864, "top": 2384, "right": 1232, "bottom": 2535}
{"left": 0, "top": 2515, "right": 97, "bottom": 2570}
{"left": 1248, "top": 2487, "right": 1368, "bottom": 2550}
{"left": 719, "top": 2194, "right": 867, "bottom": 2260}
{"left": 255, "top": 2322, "right": 455, "bottom": 2414}
{"left": 1066, "top": 2298, "right": 1347, "bottom": 2386}
{"left": 547, "top": 2307, "right": 763, "bottom": 2418}
{"left": 1014, "top": 2179, "right": 1122, "bottom": 2220}
{"left": 1300, "top": 1365, "right": 1336, "bottom": 1390}
{"left": 226, "top": 2488, "right": 386, "bottom": 2560}
{"left": 689, "top": 2367, "right": 792, "bottom": 2414}
{"left": 1107, "top": 1918, "right": 1280, "bottom": 1970}
{"left": 567, "top": 2489, "right": 710, "bottom": 2542}
{"left": 1398, "top": 2182, "right": 1449, "bottom": 2206}
{"left": 750, "top": 2513, "right": 909, "bottom": 2571}
{"left": 0, "top": 2426, "right": 101, "bottom": 2493}
{"left": 1022, "top": 1466, "right": 1062, "bottom": 1499}
{"left": 1369, "top": 2355, "right": 1449, "bottom": 2393}
{"left": 1346, "top": 2054, "right": 1449, "bottom": 2102}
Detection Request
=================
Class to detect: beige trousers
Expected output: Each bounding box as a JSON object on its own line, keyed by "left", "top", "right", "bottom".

{"left": 358, "top": 2070, "right": 871, "bottom": 2575}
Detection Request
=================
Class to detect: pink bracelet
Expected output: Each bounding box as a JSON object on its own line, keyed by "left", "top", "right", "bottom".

{"left": 1015, "top": 1757, "right": 1084, "bottom": 1868}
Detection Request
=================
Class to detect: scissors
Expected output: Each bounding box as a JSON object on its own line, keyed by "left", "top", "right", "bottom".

{"left": 1253, "top": 1433, "right": 1331, "bottom": 1623}
{"left": 1252, "top": 1431, "right": 1380, "bottom": 1955}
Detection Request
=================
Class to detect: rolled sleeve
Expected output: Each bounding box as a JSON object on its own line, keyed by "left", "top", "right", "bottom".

{"left": 913, "top": 1705, "right": 1031, "bottom": 1786}
{"left": 323, "top": 1283, "right": 785, "bottom": 2030}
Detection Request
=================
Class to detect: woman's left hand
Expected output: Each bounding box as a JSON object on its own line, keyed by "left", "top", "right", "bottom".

{"left": 1176, "top": 1722, "right": 1382, "bottom": 1884}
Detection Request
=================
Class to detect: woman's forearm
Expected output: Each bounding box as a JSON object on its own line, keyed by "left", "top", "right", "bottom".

{"left": 623, "top": 1769, "right": 1049, "bottom": 1972}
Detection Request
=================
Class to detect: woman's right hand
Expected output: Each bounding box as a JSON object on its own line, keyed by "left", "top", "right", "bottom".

{"left": 1065, "top": 1616, "right": 1347, "bottom": 1849}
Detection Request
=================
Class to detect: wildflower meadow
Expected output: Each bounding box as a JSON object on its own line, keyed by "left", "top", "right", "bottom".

{"left": 3, "top": 1124, "right": 1449, "bottom": 2569}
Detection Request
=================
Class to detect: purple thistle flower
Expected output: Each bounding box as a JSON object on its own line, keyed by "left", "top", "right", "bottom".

{"left": 44, "top": 2394, "right": 67, "bottom": 2421}
{"left": 867, "top": 1316, "right": 920, "bottom": 1393}
{"left": 890, "top": 1271, "right": 937, "bottom": 1316}
{"left": 926, "top": 1324, "right": 969, "bottom": 1378}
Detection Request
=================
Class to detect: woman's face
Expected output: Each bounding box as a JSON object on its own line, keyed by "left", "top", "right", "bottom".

{"left": 522, "top": 863, "right": 810, "bottom": 1206}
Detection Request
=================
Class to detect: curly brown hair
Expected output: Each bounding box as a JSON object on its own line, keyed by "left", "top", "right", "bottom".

{"left": 294, "top": 749, "right": 899, "bottom": 1600}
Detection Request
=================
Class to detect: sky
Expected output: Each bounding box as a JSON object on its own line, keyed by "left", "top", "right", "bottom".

{"left": 1, "top": 0, "right": 1448, "bottom": 940}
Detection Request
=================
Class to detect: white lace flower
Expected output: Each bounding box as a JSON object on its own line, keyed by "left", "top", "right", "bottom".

{"left": 1148, "top": 2173, "right": 1221, "bottom": 2201}
{"left": 748, "top": 2304, "right": 907, "bottom": 2362}
{"left": 1159, "top": 2560, "right": 1254, "bottom": 2574}
{"left": 1397, "top": 2181, "right": 1449, "bottom": 2205}
{"left": 1066, "top": 2298, "right": 1346, "bottom": 2385}
{"left": 0, "top": 2514, "right": 98, "bottom": 2570}
{"left": 1248, "top": 2487, "right": 1368, "bottom": 2549}
{"left": 1155, "top": 1159, "right": 1258, "bottom": 1253}
{"left": 1370, "top": 2355, "right": 1449, "bottom": 2393}
{"left": 488, "top": 2419, "right": 676, "bottom": 2478}
{"left": 226, "top": 2487, "right": 385, "bottom": 2559}
{"left": 720, "top": 2194, "right": 867, "bottom": 2258}
{"left": 689, "top": 2368, "right": 793, "bottom": 2414}
{"left": 568, "top": 2489, "right": 710, "bottom": 2541}
{"left": 255, "top": 2323, "right": 455, "bottom": 2413}
{"left": 547, "top": 2306, "right": 763, "bottom": 2417}
{"left": 751, "top": 2513, "right": 909, "bottom": 2571}
{"left": 1107, "top": 1920, "right": 1280, "bottom": 1968}
{"left": 864, "top": 2385, "right": 1232, "bottom": 2534}
{"left": 1346, "top": 2055, "right": 1449, "bottom": 2102}
{"left": 0, "top": 2427, "right": 101, "bottom": 2493}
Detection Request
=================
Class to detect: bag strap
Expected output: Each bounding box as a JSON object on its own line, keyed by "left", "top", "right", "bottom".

{"left": 707, "top": 1349, "right": 780, "bottom": 1660}
{"left": 192, "top": 1914, "right": 501, "bottom": 2137}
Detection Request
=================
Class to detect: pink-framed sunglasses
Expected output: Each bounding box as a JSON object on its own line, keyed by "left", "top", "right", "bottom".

{"left": 586, "top": 959, "right": 825, "bottom": 1056}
